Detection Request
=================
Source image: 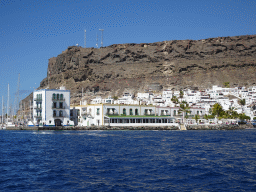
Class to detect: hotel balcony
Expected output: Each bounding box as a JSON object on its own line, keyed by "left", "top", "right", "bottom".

{"left": 52, "top": 97, "right": 65, "bottom": 101}
{"left": 34, "top": 98, "right": 42, "bottom": 101}
{"left": 160, "top": 113, "right": 171, "bottom": 116}
{"left": 34, "top": 105, "right": 42, "bottom": 109}
{"left": 35, "top": 115, "right": 42, "bottom": 119}
{"left": 52, "top": 106, "right": 65, "bottom": 109}
{"left": 53, "top": 114, "right": 64, "bottom": 117}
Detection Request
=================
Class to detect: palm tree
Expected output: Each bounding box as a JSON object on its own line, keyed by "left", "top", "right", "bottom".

{"left": 178, "top": 101, "right": 191, "bottom": 124}
{"left": 194, "top": 114, "right": 200, "bottom": 124}
{"left": 227, "top": 107, "right": 238, "bottom": 119}
{"left": 171, "top": 96, "right": 179, "bottom": 106}
{"left": 239, "top": 99, "right": 246, "bottom": 113}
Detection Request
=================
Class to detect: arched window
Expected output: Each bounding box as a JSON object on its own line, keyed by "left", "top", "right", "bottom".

{"left": 130, "top": 108, "right": 133, "bottom": 115}
{"left": 53, "top": 110, "right": 56, "bottom": 117}
{"left": 123, "top": 108, "right": 126, "bottom": 115}
{"left": 135, "top": 109, "right": 138, "bottom": 116}
{"left": 52, "top": 93, "right": 56, "bottom": 100}
{"left": 59, "top": 110, "right": 63, "bottom": 117}
{"left": 60, "top": 94, "right": 63, "bottom": 100}
{"left": 57, "top": 94, "right": 60, "bottom": 100}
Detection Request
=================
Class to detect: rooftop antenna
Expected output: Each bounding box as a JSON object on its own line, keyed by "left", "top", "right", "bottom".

{"left": 99, "top": 29, "right": 104, "bottom": 47}
{"left": 84, "top": 30, "right": 86, "bottom": 48}
{"left": 96, "top": 33, "right": 98, "bottom": 48}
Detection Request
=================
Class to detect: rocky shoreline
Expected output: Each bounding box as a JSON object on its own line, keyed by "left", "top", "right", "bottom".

{"left": 186, "top": 124, "right": 253, "bottom": 130}
{"left": 3, "top": 124, "right": 254, "bottom": 131}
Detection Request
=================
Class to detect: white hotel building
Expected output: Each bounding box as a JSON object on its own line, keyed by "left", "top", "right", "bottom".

{"left": 33, "top": 87, "right": 73, "bottom": 126}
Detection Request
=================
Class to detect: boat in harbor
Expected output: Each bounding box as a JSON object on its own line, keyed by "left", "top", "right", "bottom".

{"left": 1, "top": 124, "right": 6, "bottom": 129}
{"left": 6, "top": 118, "right": 15, "bottom": 128}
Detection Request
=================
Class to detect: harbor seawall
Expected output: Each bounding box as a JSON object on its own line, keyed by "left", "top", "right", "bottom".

{"left": 4, "top": 124, "right": 253, "bottom": 131}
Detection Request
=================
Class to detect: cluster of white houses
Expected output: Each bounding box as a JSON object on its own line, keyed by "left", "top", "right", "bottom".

{"left": 32, "top": 85, "right": 256, "bottom": 127}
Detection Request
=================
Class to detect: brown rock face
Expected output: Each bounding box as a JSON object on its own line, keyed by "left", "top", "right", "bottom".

{"left": 38, "top": 35, "right": 256, "bottom": 103}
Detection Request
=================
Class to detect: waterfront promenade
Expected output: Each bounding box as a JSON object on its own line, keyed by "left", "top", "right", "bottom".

{"left": 4, "top": 124, "right": 252, "bottom": 131}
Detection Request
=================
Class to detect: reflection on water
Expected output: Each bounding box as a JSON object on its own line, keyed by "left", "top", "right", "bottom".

{"left": 1, "top": 130, "right": 256, "bottom": 191}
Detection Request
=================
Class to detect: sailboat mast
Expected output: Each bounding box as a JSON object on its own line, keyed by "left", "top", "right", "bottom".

{"left": 30, "top": 100, "right": 31, "bottom": 120}
{"left": 2, "top": 96, "right": 3, "bottom": 124}
{"left": 7, "top": 83, "right": 9, "bottom": 121}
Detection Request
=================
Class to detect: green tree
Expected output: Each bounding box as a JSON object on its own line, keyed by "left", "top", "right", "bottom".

{"left": 239, "top": 99, "right": 246, "bottom": 113}
{"left": 171, "top": 96, "right": 179, "bottom": 106}
{"left": 239, "top": 99, "right": 246, "bottom": 106}
{"left": 180, "top": 90, "right": 184, "bottom": 99}
{"left": 239, "top": 113, "right": 250, "bottom": 121}
{"left": 194, "top": 114, "right": 200, "bottom": 124}
{"left": 204, "top": 114, "right": 214, "bottom": 120}
{"left": 223, "top": 82, "right": 230, "bottom": 88}
{"left": 178, "top": 101, "right": 191, "bottom": 124}
{"left": 227, "top": 107, "right": 239, "bottom": 119}
{"left": 211, "top": 103, "right": 225, "bottom": 118}
{"left": 113, "top": 96, "right": 118, "bottom": 100}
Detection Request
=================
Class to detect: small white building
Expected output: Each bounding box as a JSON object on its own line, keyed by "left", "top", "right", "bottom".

{"left": 33, "top": 87, "right": 74, "bottom": 126}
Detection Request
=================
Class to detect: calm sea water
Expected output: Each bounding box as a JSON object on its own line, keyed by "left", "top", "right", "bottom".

{"left": 1, "top": 129, "right": 256, "bottom": 191}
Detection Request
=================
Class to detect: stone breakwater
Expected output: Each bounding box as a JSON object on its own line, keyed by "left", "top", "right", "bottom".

{"left": 4, "top": 124, "right": 253, "bottom": 131}
{"left": 186, "top": 124, "right": 252, "bottom": 130}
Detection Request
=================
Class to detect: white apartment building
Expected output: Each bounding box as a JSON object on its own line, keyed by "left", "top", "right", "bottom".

{"left": 70, "top": 104, "right": 182, "bottom": 127}
{"left": 33, "top": 87, "right": 73, "bottom": 126}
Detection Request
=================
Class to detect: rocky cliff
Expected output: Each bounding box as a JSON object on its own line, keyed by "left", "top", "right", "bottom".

{"left": 37, "top": 34, "right": 256, "bottom": 104}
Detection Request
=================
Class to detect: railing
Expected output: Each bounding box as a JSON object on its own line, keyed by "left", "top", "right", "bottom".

{"left": 52, "top": 98, "right": 65, "bottom": 101}
{"left": 52, "top": 106, "right": 65, "bottom": 109}
{"left": 106, "top": 112, "right": 119, "bottom": 116}
{"left": 144, "top": 113, "right": 156, "bottom": 116}
{"left": 35, "top": 115, "right": 42, "bottom": 118}
{"left": 81, "top": 111, "right": 89, "bottom": 115}
{"left": 160, "top": 113, "right": 171, "bottom": 116}
{"left": 53, "top": 114, "right": 64, "bottom": 117}
{"left": 34, "top": 106, "right": 42, "bottom": 109}
{"left": 34, "top": 98, "right": 42, "bottom": 101}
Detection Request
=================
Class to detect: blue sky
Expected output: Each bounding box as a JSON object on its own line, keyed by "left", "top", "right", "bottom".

{"left": 0, "top": 0, "right": 255, "bottom": 115}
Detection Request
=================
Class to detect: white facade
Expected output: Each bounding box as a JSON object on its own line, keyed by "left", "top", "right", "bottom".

{"left": 33, "top": 88, "right": 73, "bottom": 126}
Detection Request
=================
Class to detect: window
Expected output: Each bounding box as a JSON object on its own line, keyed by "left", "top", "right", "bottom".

{"left": 135, "top": 109, "right": 138, "bottom": 115}
{"left": 49, "top": 120, "right": 51, "bottom": 123}
{"left": 130, "top": 108, "right": 133, "bottom": 115}
{"left": 77, "top": 109, "right": 80, "bottom": 116}
{"left": 53, "top": 110, "right": 56, "bottom": 117}
{"left": 53, "top": 102, "right": 57, "bottom": 108}
{"left": 123, "top": 108, "right": 126, "bottom": 115}
{"left": 60, "top": 94, "right": 63, "bottom": 100}
{"left": 174, "top": 110, "right": 176, "bottom": 116}
{"left": 197, "top": 111, "right": 199, "bottom": 115}
{"left": 59, "top": 110, "right": 63, "bottom": 117}
{"left": 97, "top": 108, "right": 100, "bottom": 115}
{"left": 53, "top": 94, "right": 56, "bottom": 100}
{"left": 59, "top": 102, "right": 63, "bottom": 109}
{"left": 70, "top": 110, "right": 73, "bottom": 116}
{"left": 57, "top": 94, "right": 60, "bottom": 100}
